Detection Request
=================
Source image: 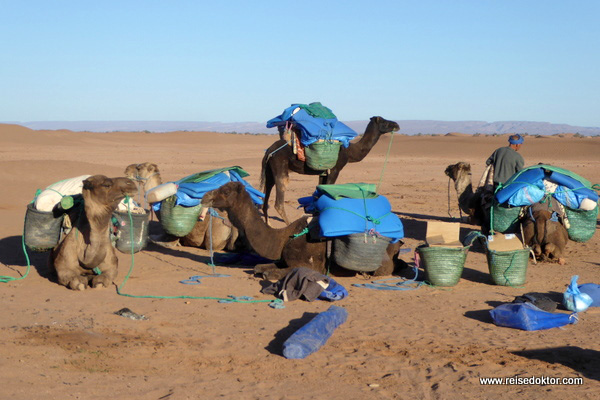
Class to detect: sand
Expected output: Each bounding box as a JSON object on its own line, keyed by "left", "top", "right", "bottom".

{"left": 1, "top": 124, "right": 599, "bottom": 399}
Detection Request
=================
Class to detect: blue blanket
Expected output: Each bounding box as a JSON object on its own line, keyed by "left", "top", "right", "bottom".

{"left": 154, "top": 169, "right": 264, "bottom": 211}
{"left": 267, "top": 104, "right": 358, "bottom": 148}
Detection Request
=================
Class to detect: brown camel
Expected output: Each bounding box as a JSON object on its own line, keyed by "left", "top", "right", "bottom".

{"left": 444, "top": 162, "right": 492, "bottom": 228}
{"left": 124, "top": 162, "right": 240, "bottom": 251}
{"left": 522, "top": 202, "right": 568, "bottom": 264}
{"left": 49, "top": 175, "right": 138, "bottom": 290}
{"left": 201, "top": 181, "right": 401, "bottom": 281}
{"left": 261, "top": 116, "right": 400, "bottom": 225}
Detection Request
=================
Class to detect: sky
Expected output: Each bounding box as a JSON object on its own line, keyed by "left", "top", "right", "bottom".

{"left": 1, "top": 1, "right": 599, "bottom": 127}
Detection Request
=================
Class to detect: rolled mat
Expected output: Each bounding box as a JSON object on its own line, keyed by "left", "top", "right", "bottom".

{"left": 282, "top": 305, "right": 348, "bottom": 359}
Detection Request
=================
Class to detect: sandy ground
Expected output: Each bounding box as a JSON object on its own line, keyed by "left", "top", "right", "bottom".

{"left": 1, "top": 124, "right": 599, "bottom": 400}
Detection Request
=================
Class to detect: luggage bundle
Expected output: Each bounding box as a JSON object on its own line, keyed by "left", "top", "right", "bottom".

{"left": 299, "top": 183, "right": 404, "bottom": 272}
{"left": 267, "top": 103, "right": 358, "bottom": 171}
{"left": 153, "top": 166, "right": 264, "bottom": 237}
{"left": 492, "top": 165, "right": 599, "bottom": 240}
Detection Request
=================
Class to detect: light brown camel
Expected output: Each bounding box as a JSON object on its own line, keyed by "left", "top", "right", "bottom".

{"left": 201, "top": 181, "right": 402, "bottom": 281}
{"left": 444, "top": 162, "right": 491, "bottom": 228}
{"left": 522, "top": 202, "right": 568, "bottom": 265}
{"left": 124, "top": 162, "right": 240, "bottom": 251}
{"left": 261, "top": 116, "right": 400, "bottom": 225}
{"left": 49, "top": 175, "right": 138, "bottom": 290}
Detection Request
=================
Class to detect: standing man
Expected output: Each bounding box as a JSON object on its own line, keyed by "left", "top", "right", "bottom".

{"left": 486, "top": 134, "right": 525, "bottom": 187}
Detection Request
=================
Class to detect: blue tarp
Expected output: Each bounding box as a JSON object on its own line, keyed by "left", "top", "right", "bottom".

{"left": 267, "top": 104, "right": 358, "bottom": 148}
{"left": 154, "top": 169, "right": 264, "bottom": 211}
{"left": 298, "top": 189, "right": 404, "bottom": 242}
{"left": 495, "top": 165, "right": 598, "bottom": 208}
{"left": 490, "top": 303, "right": 577, "bottom": 331}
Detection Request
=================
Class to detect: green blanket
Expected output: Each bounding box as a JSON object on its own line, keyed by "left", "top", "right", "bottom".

{"left": 316, "top": 183, "right": 378, "bottom": 200}
{"left": 177, "top": 166, "right": 249, "bottom": 184}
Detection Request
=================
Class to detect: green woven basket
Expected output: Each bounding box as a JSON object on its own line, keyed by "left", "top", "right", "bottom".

{"left": 332, "top": 233, "right": 392, "bottom": 272}
{"left": 417, "top": 245, "right": 468, "bottom": 287}
{"left": 564, "top": 206, "right": 598, "bottom": 243}
{"left": 24, "top": 203, "right": 64, "bottom": 252}
{"left": 486, "top": 247, "right": 529, "bottom": 286}
{"left": 159, "top": 196, "right": 201, "bottom": 237}
{"left": 305, "top": 141, "right": 342, "bottom": 171}
{"left": 112, "top": 210, "right": 150, "bottom": 254}
{"left": 491, "top": 202, "right": 522, "bottom": 233}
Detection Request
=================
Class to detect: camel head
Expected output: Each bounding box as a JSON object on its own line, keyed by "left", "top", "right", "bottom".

{"left": 370, "top": 116, "right": 400, "bottom": 135}
{"left": 202, "top": 181, "right": 245, "bottom": 209}
{"left": 124, "top": 162, "right": 160, "bottom": 181}
{"left": 82, "top": 175, "right": 138, "bottom": 209}
{"left": 444, "top": 162, "right": 472, "bottom": 182}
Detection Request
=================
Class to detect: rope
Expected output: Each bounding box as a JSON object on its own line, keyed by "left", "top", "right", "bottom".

{"left": 115, "top": 198, "right": 282, "bottom": 307}
{"left": 375, "top": 130, "right": 395, "bottom": 193}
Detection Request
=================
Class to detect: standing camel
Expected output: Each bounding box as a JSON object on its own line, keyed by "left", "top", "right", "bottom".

{"left": 50, "top": 175, "right": 138, "bottom": 290}
{"left": 124, "top": 162, "right": 240, "bottom": 251}
{"left": 444, "top": 162, "right": 491, "bottom": 227}
{"left": 201, "top": 182, "right": 401, "bottom": 281}
{"left": 261, "top": 116, "right": 400, "bottom": 225}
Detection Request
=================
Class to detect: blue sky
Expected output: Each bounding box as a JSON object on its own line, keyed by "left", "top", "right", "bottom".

{"left": 1, "top": 1, "right": 599, "bottom": 127}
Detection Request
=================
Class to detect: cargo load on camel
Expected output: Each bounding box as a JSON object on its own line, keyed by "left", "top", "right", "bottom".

{"left": 266, "top": 102, "right": 358, "bottom": 171}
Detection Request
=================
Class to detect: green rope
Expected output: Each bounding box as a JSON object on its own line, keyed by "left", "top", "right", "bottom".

{"left": 376, "top": 130, "right": 395, "bottom": 193}
{"left": 291, "top": 227, "right": 309, "bottom": 238}
{"left": 115, "top": 196, "right": 281, "bottom": 306}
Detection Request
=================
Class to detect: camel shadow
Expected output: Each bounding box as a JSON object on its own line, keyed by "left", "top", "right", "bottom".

{"left": 0, "top": 235, "right": 55, "bottom": 281}
{"left": 265, "top": 311, "right": 319, "bottom": 356}
{"left": 512, "top": 347, "right": 600, "bottom": 381}
{"left": 143, "top": 242, "right": 223, "bottom": 266}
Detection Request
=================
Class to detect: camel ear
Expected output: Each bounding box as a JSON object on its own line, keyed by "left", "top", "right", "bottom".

{"left": 82, "top": 177, "right": 95, "bottom": 190}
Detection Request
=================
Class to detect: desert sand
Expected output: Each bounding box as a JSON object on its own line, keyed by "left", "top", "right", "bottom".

{"left": 1, "top": 124, "right": 599, "bottom": 399}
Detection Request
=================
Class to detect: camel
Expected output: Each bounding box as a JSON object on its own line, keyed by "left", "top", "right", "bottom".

{"left": 49, "top": 175, "right": 138, "bottom": 290}
{"left": 124, "top": 162, "right": 240, "bottom": 251}
{"left": 201, "top": 181, "right": 402, "bottom": 281}
{"left": 261, "top": 116, "right": 400, "bottom": 225}
{"left": 522, "top": 202, "right": 568, "bottom": 264}
{"left": 444, "top": 162, "right": 492, "bottom": 228}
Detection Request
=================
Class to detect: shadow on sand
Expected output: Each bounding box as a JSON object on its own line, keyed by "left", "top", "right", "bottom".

{"left": 512, "top": 346, "right": 600, "bottom": 381}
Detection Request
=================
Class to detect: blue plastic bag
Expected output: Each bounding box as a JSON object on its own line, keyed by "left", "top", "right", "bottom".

{"left": 578, "top": 283, "right": 600, "bottom": 307}
{"left": 563, "top": 275, "right": 594, "bottom": 312}
{"left": 282, "top": 305, "right": 348, "bottom": 359}
{"left": 490, "top": 303, "right": 577, "bottom": 331}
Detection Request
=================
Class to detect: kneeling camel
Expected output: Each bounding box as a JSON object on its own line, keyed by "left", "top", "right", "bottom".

{"left": 201, "top": 181, "right": 401, "bottom": 281}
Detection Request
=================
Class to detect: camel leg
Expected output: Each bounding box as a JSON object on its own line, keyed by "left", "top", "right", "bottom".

{"left": 51, "top": 242, "right": 89, "bottom": 291}
{"left": 273, "top": 172, "right": 290, "bottom": 225}
{"left": 372, "top": 242, "right": 401, "bottom": 277}
{"left": 262, "top": 163, "right": 275, "bottom": 226}
{"left": 90, "top": 256, "right": 118, "bottom": 289}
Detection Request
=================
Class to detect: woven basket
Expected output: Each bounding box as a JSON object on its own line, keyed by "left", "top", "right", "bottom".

{"left": 332, "top": 233, "right": 392, "bottom": 272}
{"left": 113, "top": 210, "right": 150, "bottom": 254}
{"left": 491, "top": 202, "right": 522, "bottom": 233}
{"left": 417, "top": 245, "right": 468, "bottom": 287}
{"left": 305, "top": 141, "right": 342, "bottom": 171}
{"left": 24, "top": 203, "right": 64, "bottom": 252}
{"left": 564, "top": 206, "right": 598, "bottom": 243}
{"left": 159, "top": 196, "right": 201, "bottom": 237}
{"left": 486, "top": 247, "right": 529, "bottom": 286}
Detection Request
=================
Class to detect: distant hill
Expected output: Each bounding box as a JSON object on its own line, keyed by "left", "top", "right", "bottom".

{"left": 10, "top": 120, "right": 600, "bottom": 136}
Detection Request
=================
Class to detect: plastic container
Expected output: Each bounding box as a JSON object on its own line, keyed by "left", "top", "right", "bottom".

{"left": 146, "top": 182, "right": 178, "bottom": 204}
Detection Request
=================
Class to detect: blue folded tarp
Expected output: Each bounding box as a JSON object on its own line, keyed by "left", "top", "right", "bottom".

{"left": 267, "top": 104, "right": 358, "bottom": 148}
{"left": 495, "top": 165, "right": 598, "bottom": 208}
{"left": 154, "top": 169, "right": 264, "bottom": 211}
{"left": 298, "top": 187, "right": 404, "bottom": 242}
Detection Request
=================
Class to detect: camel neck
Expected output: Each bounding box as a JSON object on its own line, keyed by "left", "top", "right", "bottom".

{"left": 226, "top": 191, "right": 306, "bottom": 260}
{"left": 348, "top": 122, "right": 381, "bottom": 162}
{"left": 453, "top": 175, "right": 474, "bottom": 214}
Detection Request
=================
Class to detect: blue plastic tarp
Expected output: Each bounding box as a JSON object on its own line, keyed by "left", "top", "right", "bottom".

{"left": 298, "top": 190, "right": 404, "bottom": 241}
{"left": 154, "top": 169, "right": 264, "bottom": 211}
{"left": 267, "top": 105, "right": 358, "bottom": 148}
{"left": 490, "top": 302, "right": 577, "bottom": 331}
